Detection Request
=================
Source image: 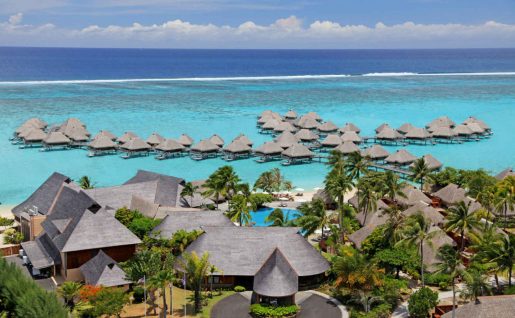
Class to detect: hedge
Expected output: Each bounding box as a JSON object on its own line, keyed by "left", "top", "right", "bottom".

{"left": 250, "top": 304, "right": 299, "bottom": 318}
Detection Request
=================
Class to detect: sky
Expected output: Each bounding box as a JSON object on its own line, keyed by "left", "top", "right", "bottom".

{"left": 1, "top": 0, "right": 515, "bottom": 48}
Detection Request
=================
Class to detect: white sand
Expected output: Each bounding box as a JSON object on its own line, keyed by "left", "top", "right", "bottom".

{"left": 0, "top": 205, "right": 15, "bottom": 218}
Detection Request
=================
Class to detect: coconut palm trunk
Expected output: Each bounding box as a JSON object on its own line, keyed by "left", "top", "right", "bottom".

{"left": 452, "top": 278, "right": 456, "bottom": 318}
{"left": 420, "top": 241, "right": 425, "bottom": 287}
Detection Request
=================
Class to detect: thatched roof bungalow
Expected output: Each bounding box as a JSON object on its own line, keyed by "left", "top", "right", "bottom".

{"left": 385, "top": 149, "right": 417, "bottom": 165}
{"left": 339, "top": 123, "right": 360, "bottom": 134}
{"left": 361, "top": 145, "right": 389, "bottom": 160}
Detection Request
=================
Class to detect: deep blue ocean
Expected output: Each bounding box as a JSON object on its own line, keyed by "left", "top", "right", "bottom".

{"left": 0, "top": 47, "right": 514, "bottom": 204}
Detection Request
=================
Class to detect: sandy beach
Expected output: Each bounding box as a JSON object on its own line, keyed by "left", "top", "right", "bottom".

{"left": 0, "top": 205, "right": 15, "bottom": 218}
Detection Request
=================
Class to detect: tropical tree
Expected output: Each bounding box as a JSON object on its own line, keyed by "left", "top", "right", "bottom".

{"left": 325, "top": 171, "right": 354, "bottom": 228}
{"left": 57, "top": 281, "right": 82, "bottom": 310}
{"left": 181, "top": 182, "right": 199, "bottom": 207}
{"left": 202, "top": 171, "right": 226, "bottom": 209}
{"left": 327, "top": 149, "right": 346, "bottom": 175}
{"left": 494, "top": 176, "right": 515, "bottom": 229}
{"left": 476, "top": 186, "right": 497, "bottom": 226}
{"left": 471, "top": 223, "right": 504, "bottom": 291}
{"left": 444, "top": 201, "right": 481, "bottom": 252}
{"left": 148, "top": 268, "right": 175, "bottom": 317}
{"left": 379, "top": 171, "right": 407, "bottom": 202}
{"left": 397, "top": 213, "right": 437, "bottom": 287}
{"left": 488, "top": 234, "right": 515, "bottom": 288}
{"left": 78, "top": 175, "right": 95, "bottom": 189}
{"left": 408, "top": 287, "right": 439, "bottom": 318}
{"left": 254, "top": 168, "right": 292, "bottom": 193}
{"left": 357, "top": 180, "right": 379, "bottom": 225}
{"left": 435, "top": 244, "right": 465, "bottom": 318}
{"left": 410, "top": 158, "right": 434, "bottom": 190}
{"left": 295, "top": 198, "right": 330, "bottom": 237}
{"left": 345, "top": 152, "right": 370, "bottom": 184}
{"left": 265, "top": 208, "right": 294, "bottom": 227}
{"left": 180, "top": 252, "right": 213, "bottom": 314}
{"left": 460, "top": 265, "right": 492, "bottom": 303}
{"left": 227, "top": 193, "right": 256, "bottom": 226}
{"left": 382, "top": 206, "right": 406, "bottom": 245}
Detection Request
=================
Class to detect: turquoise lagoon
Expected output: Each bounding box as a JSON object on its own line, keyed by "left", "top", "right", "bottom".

{"left": 0, "top": 74, "right": 514, "bottom": 204}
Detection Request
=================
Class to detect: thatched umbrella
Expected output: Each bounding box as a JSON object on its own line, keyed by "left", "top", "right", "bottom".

{"left": 465, "top": 122, "right": 484, "bottom": 134}
{"left": 88, "top": 135, "right": 117, "bottom": 150}
{"left": 341, "top": 131, "right": 362, "bottom": 143}
{"left": 321, "top": 134, "right": 342, "bottom": 147}
{"left": 361, "top": 144, "right": 389, "bottom": 160}
{"left": 405, "top": 127, "right": 431, "bottom": 140}
{"left": 209, "top": 134, "right": 224, "bottom": 147}
{"left": 94, "top": 130, "right": 117, "bottom": 141}
{"left": 44, "top": 132, "right": 71, "bottom": 145}
{"left": 317, "top": 121, "right": 338, "bottom": 134}
{"left": 426, "top": 116, "right": 455, "bottom": 129}
{"left": 177, "top": 134, "right": 194, "bottom": 147}
{"left": 233, "top": 133, "right": 253, "bottom": 146}
{"left": 463, "top": 116, "right": 489, "bottom": 131}
{"left": 334, "top": 141, "right": 360, "bottom": 154}
{"left": 375, "top": 123, "right": 390, "bottom": 134}
{"left": 284, "top": 109, "right": 298, "bottom": 120}
{"left": 397, "top": 123, "right": 415, "bottom": 134}
{"left": 146, "top": 132, "right": 165, "bottom": 146}
{"left": 191, "top": 139, "right": 219, "bottom": 153}
{"left": 275, "top": 131, "right": 299, "bottom": 149}
{"left": 296, "top": 116, "right": 320, "bottom": 130}
{"left": 255, "top": 142, "right": 284, "bottom": 156}
{"left": 385, "top": 149, "right": 417, "bottom": 165}
{"left": 431, "top": 126, "right": 457, "bottom": 138}
{"left": 262, "top": 119, "right": 281, "bottom": 130}
{"left": 339, "top": 122, "right": 361, "bottom": 134}
{"left": 453, "top": 124, "right": 474, "bottom": 136}
{"left": 304, "top": 111, "right": 322, "bottom": 122}
{"left": 155, "top": 139, "right": 185, "bottom": 152}
{"left": 117, "top": 131, "right": 138, "bottom": 144}
{"left": 274, "top": 121, "right": 296, "bottom": 133}
{"left": 120, "top": 138, "right": 151, "bottom": 151}
{"left": 282, "top": 143, "right": 314, "bottom": 159}
{"left": 294, "top": 129, "right": 319, "bottom": 142}
{"left": 376, "top": 126, "right": 403, "bottom": 140}
{"left": 224, "top": 140, "right": 252, "bottom": 154}
{"left": 23, "top": 129, "right": 47, "bottom": 142}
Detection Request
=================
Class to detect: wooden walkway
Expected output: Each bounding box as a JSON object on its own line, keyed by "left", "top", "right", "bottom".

{"left": 369, "top": 163, "right": 414, "bottom": 179}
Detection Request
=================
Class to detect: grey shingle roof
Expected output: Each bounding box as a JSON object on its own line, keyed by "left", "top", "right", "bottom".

{"left": 80, "top": 250, "right": 130, "bottom": 287}
{"left": 441, "top": 295, "right": 515, "bottom": 318}
{"left": 184, "top": 227, "right": 329, "bottom": 277}
{"left": 152, "top": 211, "right": 234, "bottom": 238}
{"left": 21, "top": 233, "right": 61, "bottom": 269}
{"left": 253, "top": 248, "right": 298, "bottom": 297}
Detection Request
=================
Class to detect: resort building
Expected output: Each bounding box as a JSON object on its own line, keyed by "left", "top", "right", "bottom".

{"left": 440, "top": 295, "right": 515, "bottom": 318}
{"left": 152, "top": 211, "right": 234, "bottom": 238}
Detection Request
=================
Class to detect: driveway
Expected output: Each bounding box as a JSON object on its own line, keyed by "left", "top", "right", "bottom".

{"left": 4, "top": 255, "right": 56, "bottom": 291}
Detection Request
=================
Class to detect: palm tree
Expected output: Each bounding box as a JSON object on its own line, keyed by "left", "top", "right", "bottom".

{"left": 476, "top": 186, "right": 496, "bottom": 227}
{"left": 471, "top": 223, "right": 504, "bottom": 291}
{"left": 181, "top": 182, "right": 199, "bottom": 207}
{"left": 327, "top": 150, "right": 346, "bottom": 175}
{"left": 494, "top": 177, "right": 515, "bottom": 229}
{"left": 351, "top": 290, "right": 384, "bottom": 313}
{"left": 382, "top": 205, "right": 406, "bottom": 245}
{"left": 345, "top": 152, "right": 370, "bottom": 183}
{"left": 254, "top": 170, "right": 275, "bottom": 193}
{"left": 202, "top": 174, "right": 225, "bottom": 209}
{"left": 489, "top": 234, "right": 515, "bottom": 288}
{"left": 380, "top": 171, "right": 406, "bottom": 203}
{"left": 57, "top": 281, "right": 82, "bottom": 309}
{"left": 460, "top": 266, "right": 492, "bottom": 303}
{"left": 410, "top": 158, "right": 433, "bottom": 190}
{"left": 397, "top": 213, "right": 437, "bottom": 287}
{"left": 265, "top": 208, "right": 293, "bottom": 226}
{"left": 357, "top": 181, "right": 379, "bottom": 225}
{"left": 180, "top": 252, "right": 213, "bottom": 314}
{"left": 325, "top": 171, "right": 354, "bottom": 228}
{"left": 436, "top": 244, "right": 465, "bottom": 318}
{"left": 148, "top": 269, "right": 175, "bottom": 317}
{"left": 445, "top": 201, "right": 481, "bottom": 252}
{"left": 216, "top": 166, "right": 241, "bottom": 199}
{"left": 227, "top": 193, "right": 256, "bottom": 226}
{"left": 296, "top": 199, "right": 330, "bottom": 237}
{"left": 78, "top": 176, "right": 95, "bottom": 189}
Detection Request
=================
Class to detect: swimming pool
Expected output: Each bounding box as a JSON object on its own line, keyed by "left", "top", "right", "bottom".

{"left": 249, "top": 207, "right": 299, "bottom": 227}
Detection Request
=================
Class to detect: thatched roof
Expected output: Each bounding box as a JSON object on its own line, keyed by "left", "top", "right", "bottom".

{"left": 120, "top": 138, "right": 151, "bottom": 151}
{"left": 156, "top": 139, "right": 185, "bottom": 152}
{"left": 183, "top": 226, "right": 329, "bottom": 276}
{"left": 334, "top": 141, "right": 360, "bottom": 154}
{"left": 296, "top": 116, "right": 320, "bottom": 129}
{"left": 224, "top": 140, "right": 252, "bottom": 153}
{"left": 62, "top": 124, "right": 90, "bottom": 138}
{"left": 275, "top": 131, "right": 299, "bottom": 149}
{"left": 284, "top": 109, "right": 298, "bottom": 119}
{"left": 295, "top": 129, "right": 319, "bottom": 141}
{"left": 403, "top": 202, "right": 445, "bottom": 225}
{"left": 255, "top": 142, "right": 284, "bottom": 155}
{"left": 397, "top": 123, "right": 415, "bottom": 134}
{"left": 233, "top": 133, "right": 253, "bottom": 146}
{"left": 375, "top": 123, "right": 390, "bottom": 133}
{"left": 88, "top": 135, "right": 117, "bottom": 150}
{"left": 16, "top": 118, "right": 47, "bottom": 133}
{"left": 313, "top": 189, "right": 337, "bottom": 206}
{"left": 385, "top": 149, "right": 417, "bottom": 165}
{"left": 23, "top": 129, "right": 47, "bottom": 142}
{"left": 274, "top": 121, "right": 297, "bottom": 133}
{"left": 431, "top": 126, "right": 457, "bottom": 138}
{"left": 376, "top": 126, "right": 403, "bottom": 140}
{"left": 361, "top": 144, "right": 389, "bottom": 159}
{"left": 94, "top": 130, "right": 117, "bottom": 141}
{"left": 66, "top": 127, "right": 89, "bottom": 142}
{"left": 253, "top": 248, "right": 298, "bottom": 297}
{"left": 424, "top": 226, "right": 455, "bottom": 272}
{"left": 453, "top": 124, "right": 474, "bottom": 136}
{"left": 396, "top": 185, "right": 432, "bottom": 206}
{"left": 317, "top": 121, "right": 338, "bottom": 133}
{"left": 495, "top": 167, "right": 514, "bottom": 180}
{"left": 465, "top": 122, "right": 485, "bottom": 134}
{"left": 191, "top": 139, "right": 219, "bottom": 153}
{"left": 441, "top": 295, "right": 515, "bottom": 318}
{"left": 433, "top": 183, "right": 466, "bottom": 206}
{"left": 339, "top": 122, "right": 361, "bottom": 134}
{"left": 146, "top": 132, "right": 165, "bottom": 146}
{"left": 405, "top": 127, "right": 431, "bottom": 139}
{"left": 117, "top": 131, "right": 138, "bottom": 144}
{"left": 341, "top": 131, "right": 362, "bottom": 143}
{"left": 321, "top": 134, "right": 342, "bottom": 147}
{"left": 16, "top": 123, "right": 39, "bottom": 135}
{"left": 209, "top": 134, "right": 225, "bottom": 147}
{"left": 262, "top": 118, "right": 282, "bottom": 130}
{"left": 177, "top": 134, "right": 194, "bottom": 146}
{"left": 282, "top": 143, "right": 314, "bottom": 158}
{"left": 421, "top": 154, "right": 443, "bottom": 170}
{"left": 152, "top": 211, "right": 234, "bottom": 238}
{"left": 260, "top": 110, "right": 274, "bottom": 117}
{"left": 258, "top": 112, "right": 282, "bottom": 124}
{"left": 44, "top": 132, "right": 71, "bottom": 145}
{"left": 304, "top": 111, "right": 322, "bottom": 121}
{"left": 61, "top": 118, "right": 86, "bottom": 128}
{"left": 427, "top": 116, "right": 456, "bottom": 128}
{"left": 80, "top": 250, "right": 130, "bottom": 287}
{"left": 463, "top": 116, "right": 490, "bottom": 131}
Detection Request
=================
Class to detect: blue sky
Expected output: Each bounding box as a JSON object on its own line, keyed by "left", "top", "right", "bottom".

{"left": 1, "top": 0, "right": 515, "bottom": 48}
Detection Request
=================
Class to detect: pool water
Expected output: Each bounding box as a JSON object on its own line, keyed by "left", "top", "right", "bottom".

{"left": 250, "top": 207, "right": 299, "bottom": 227}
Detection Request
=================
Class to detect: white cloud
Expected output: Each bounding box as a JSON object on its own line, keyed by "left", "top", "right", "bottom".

{"left": 1, "top": 15, "right": 515, "bottom": 48}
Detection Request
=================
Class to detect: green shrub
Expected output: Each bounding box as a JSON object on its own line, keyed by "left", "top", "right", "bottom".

{"left": 115, "top": 207, "right": 142, "bottom": 226}
{"left": 2, "top": 228, "right": 23, "bottom": 244}
{"left": 425, "top": 272, "right": 451, "bottom": 286}
{"left": 250, "top": 193, "right": 274, "bottom": 208}
{"left": 351, "top": 303, "right": 391, "bottom": 318}
{"left": 408, "top": 287, "right": 438, "bottom": 318}
{"left": 439, "top": 282, "right": 449, "bottom": 291}
{"left": 249, "top": 304, "right": 299, "bottom": 318}
{"left": 0, "top": 216, "right": 14, "bottom": 226}
{"left": 503, "top": 286, "right": 515, "bottom": 295}
{"left": 132, "top": 286, "right": 145, "bottom": 303}
{"left": 234, "top": 285, "right": 246, "bottom": 292}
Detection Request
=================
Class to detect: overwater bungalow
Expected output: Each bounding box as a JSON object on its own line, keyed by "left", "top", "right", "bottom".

{"left": 304, "top": 111, "right": 322, "bottom": 122}
{"left": 120, "top": 138, "right": 151, "bottom": 158}
{"left": 463, "top": 116, "right": 491, "bottom": 133}
{"left": 261, "top": 118, "right": 281, "bottom": 133}
{"left": 88, "top": 135, "right": 118, "bottom": 157}
{"left": 257, "top": 112, "right": 282, "bottom": 125}
{"left": 339, "top": 122, "right": 361, "bottom": 134}
{"left": 233, "top": 133, "right": 253, "bottom": 146}
{"left": 255, "top": 142, "right": 284, "bottom": 162}
{"left": 94, "top": 130, "right": 117, "bottom": 141}
{"left": 404, "top": 127, "right": 433, "bottom": 145}
{"left": 60, "top": 118, "right": 86, "bottom": 129}
{"left": 155, "top": 139, "right": 185, "bottom": 159}
{"left": 177, "top": 133, "right": 194, "bottom": 148}
{"left": 223, "top": 140, "right": 252, "bottom": 161}
{"left": 21, "top": 129, "right": 47, "bottom": 148}
{"left": 259, "top": 110, "right": 274, "bottom": 118}
{"left": 190, "top": 139, "right": 220, "bottom": 160}
{"left": 361, "top": 144, "right": 389, "bottom": 161}
{"left": 385, "top": 149, "right": 417, "bottom": 166}
{"left": 66, "top": 127, "right": 90, "bottom": 147}
{"left": 375, "top": 123, "right": 390, "bottom": 134}
{"left": 375, "top": 126, "right": 404, "bottom": 145}
{"left": 334, "top": 141, "right": 360, "bottom": 155}
{"left": 42, "top": 132, "right": 71, "bottom": 150}
{"left": 317, "top": 121, "right": 338, "bottom": 135}
{"left": 209, "top": 134, "right": 225, "bottom": 147}
{"left": 281, "top": 143, "right": 314, "bottom": 165}
{"left": 61, "top": 124, "right": 91, "bottom": 140}
{"left": 295, "top": 116, "right": 320, "bottom": 130}
{"left": 416, "top": 154, "right": 443, "bottom": 171}
{"left": 397, "top": 123, "right": 415, "bottom": 134}
{"left": 283, "top": 109, "right": 298, "bottom": 121}
{"left": 426, "top": 116, "right": 456, "bottom": 129}
{"left": 453, "top": 124, "right": 475, "bottom": 140}
{"left": 465, "top": 122, "right": 485, "bottom": 135}
{"left": 146, "top": 132, "right": 165, "bottom": 147}
{"left": 117, "top": 131, "right": 138, "bottom": 144}
{"left": 341, "top": 131, "right": 362, "bottom": 144}
{"left": 320, "top": 134, "right": 342, "bottom": 150}
{"left": 12, "top": 118, "right": 47, "bottom": 140}
{"left": 431, "top": 126, "right": 459, "bottom": 143}
{"left": 273, "top": 121, "right": 296, "bottom": 134}
{"left": 275, "top": 131, "right": 299, "bottom": 149}
{"left": 294, "top": 129, "right": 319, "bottom": 144}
